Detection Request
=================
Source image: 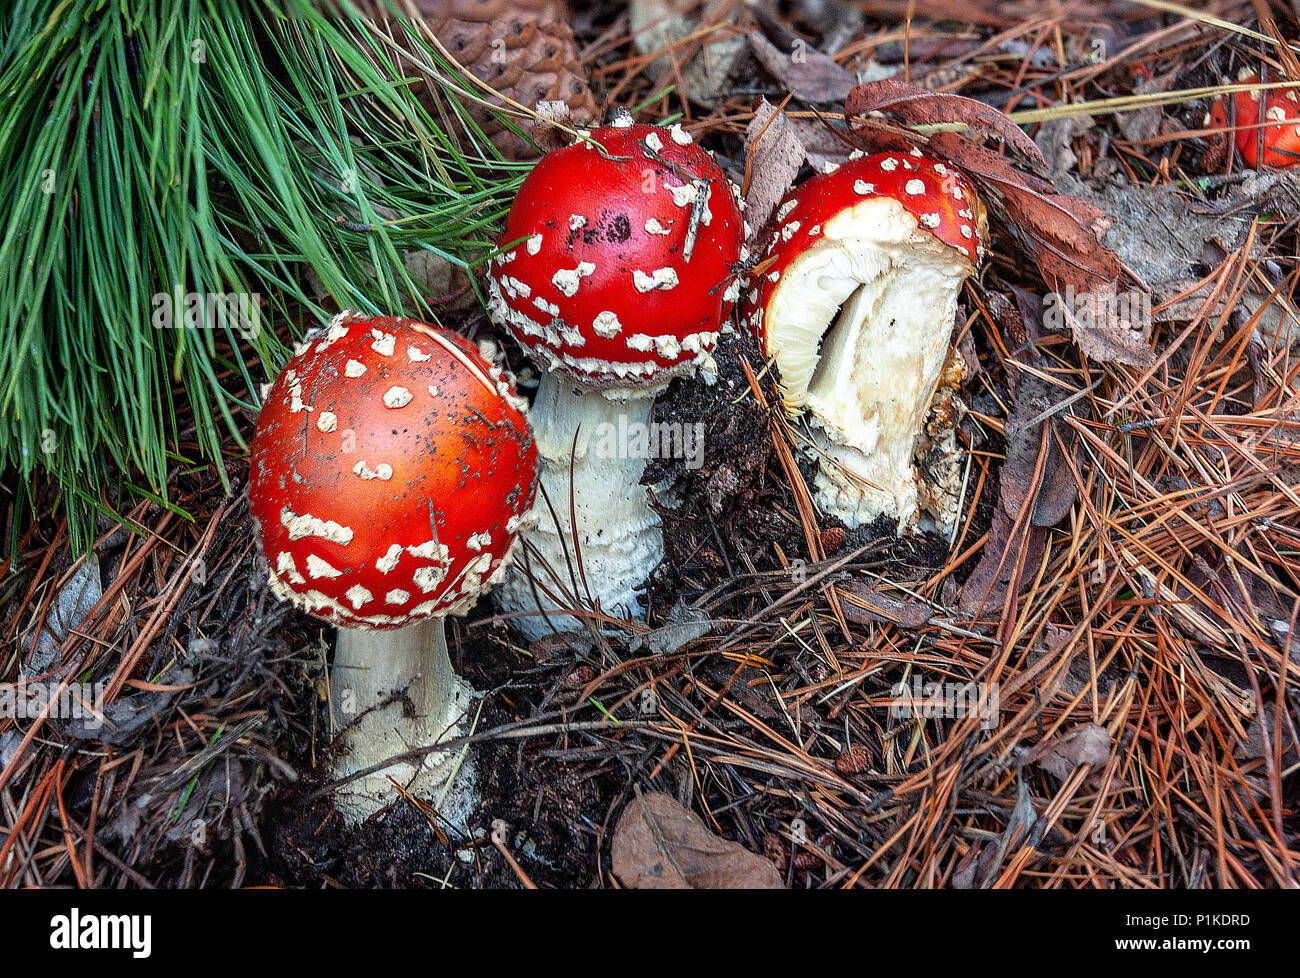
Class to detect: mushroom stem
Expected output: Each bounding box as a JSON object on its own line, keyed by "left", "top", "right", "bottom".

{"left": 330, "top": 618, "right": 471, "bottom": 822}
{"left": 498, "top": 371, "right": 663, "bottom": 640}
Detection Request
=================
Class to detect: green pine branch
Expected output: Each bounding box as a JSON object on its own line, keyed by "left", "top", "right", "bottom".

{"left": 0, "top": 0, "right": 529, "bottom": 552}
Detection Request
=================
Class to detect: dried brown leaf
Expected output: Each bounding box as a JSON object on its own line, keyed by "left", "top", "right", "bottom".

{"left": 612, "top": 792, "right": 784, "bottom": 889}
{"left": 748, "top": 28, "right": 856, "bottom": 105}
{"left": 1025, "top": 723, "right": 1111, "bottom": 780}
{"left": 845, "top": 79, "right": 1045, "bottom": 164}
{"left": 744, "top": 99, "right": 806, "bottom": 243}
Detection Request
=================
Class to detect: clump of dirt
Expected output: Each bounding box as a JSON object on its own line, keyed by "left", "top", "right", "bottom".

{"left": 258, "top": 621, "right": 620, "bottom": 889}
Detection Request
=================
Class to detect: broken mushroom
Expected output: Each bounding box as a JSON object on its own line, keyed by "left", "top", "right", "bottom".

{"left": 743, "top": 150, "right": 986, "bottom": 533}
{"left": 486, "top": 120, "right": 743, "bottom": 640}
{"left": 249, "top": 312, "right": 538, "bottom": 821}
{"left": 1207, "top": 71, "right": 1300, "bottom": 169}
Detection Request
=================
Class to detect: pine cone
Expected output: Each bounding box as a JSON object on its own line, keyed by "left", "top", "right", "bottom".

{"left": 379, "top": 0, "right": 598, "bottom": 159}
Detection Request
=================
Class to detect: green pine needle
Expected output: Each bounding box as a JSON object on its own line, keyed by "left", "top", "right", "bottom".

{"left": 0, "top": 0, "right": 529, "bottom": 551}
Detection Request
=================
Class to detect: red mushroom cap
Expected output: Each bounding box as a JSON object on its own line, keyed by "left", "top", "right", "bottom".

{"left": 487, "top": 122, "right": 743, "bottom": 391}
{"left": 1208, "top": 73, "right": 1300, "bottom": 169}
{"left": 742, "top": 151, "right": 986, "bottom": 346}
{"left": 249, "top": 313, "right": 539, "bottom": 630}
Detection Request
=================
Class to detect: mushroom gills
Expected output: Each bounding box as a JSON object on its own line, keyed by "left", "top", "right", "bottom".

{"left": 766, "top": 217, "right": 969, "bottom": 531}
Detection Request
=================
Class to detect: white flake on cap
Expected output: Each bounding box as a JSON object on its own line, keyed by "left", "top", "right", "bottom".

{"left": 569, "top": 214, "right": 587, "bottom": 230}
{"left": 407, "top": 345, "right": 431, "bottom": 362}
{"left": 316, "top": 412, "right": 338, "bottom": 433}
{"left": 412, "top": 564, "right": 448, "bottom": 593}
{"left": 345, "top": 584, "right": 374, "bottom": 610}
{"left": 880, "top": 157, "right": 898, "bottom": 171}
{"left": 670, "top": 183, "right": 699, "bottom": 207}
{"left": 633, "top": 267, "right": 679, "bottom": 292}
{"left": 854, "top": 180, "right": 875, "bottom": 195}
{"left": 376, "top": 543, "right": 404, "bottom": 573}
{"left": 668, "top": 124, "right": 692, "bottom": 145}
{"left": 467, "top": 531, "right": 492, "bottom": 551}
{"left": 552, "top": 262, "right": 595, "bottom": 297}
{"left": 345, "top": 359, "right": 367, "bottom": 378}
{"left": 280, "top": 508, "right": 353, "bottom": 545}
{"left": 385, "top": 589, "right": 410, "bottom": 606}
{"left": 306, "top": 554, "right": 342, "bottom": 579}
{"left": 593, "top": 311, "right": 623, "bottom": 338}
{"left": 351, "top": 460, "right": 394, "bottom": 481}
{"left": 905, "top": 179, "right": 926, "bottom": 195}
{"left": 276, "top": 551, "right": 306, "bottom": 585}
{"left": 644, "top": 218, "right": 672, "bottom": 235}
{"left": 383, "top": 386, "right": 412, "bottom": 409}
{"left": 370, "top": 330, "right": 396, "bottom": 357}
{"left": 919, "top": 213, "right": 941, "bottom": 229}
{"left": 526, "top": 234, "right": 543, "bottom": 255}
{"left": 776, "top": 200, "right": 798, "bottom": 223}
{"left": 644, "top": 131, "right": 663, "bottom": 153}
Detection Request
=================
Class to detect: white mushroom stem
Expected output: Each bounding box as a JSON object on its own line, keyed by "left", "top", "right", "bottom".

{"left": 497, "top": 371, "right": 663, "bottom": 640}
{"left": 330, "top": 618, "right": 471, "bottom": 823}
{"left": 765, "top": 199, "right": 971, "bottom": 532}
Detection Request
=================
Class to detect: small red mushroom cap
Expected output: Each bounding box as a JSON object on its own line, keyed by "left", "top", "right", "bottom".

{"left": 249, "top": 313, "right": 539, "bottom": 630}
{"left": 742, "top": 151, "right": 986, "bottom": 345}
{"left": 487, "top": 122, "right": 743, "bottom": 391}
{"left": 1207, "top": 73, "right": 1300, "bottom": 169}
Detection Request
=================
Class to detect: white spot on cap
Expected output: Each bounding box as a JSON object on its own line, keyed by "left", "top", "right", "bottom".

{"left": 880, "top": 157, "right": 898, "bottom": 171}
{"left": 670, "top": 183, "right": 699, "bottom": 207}
{"left": 593, "top": 311, "right": 622, "bottom": 338}
{"left": 407, "top": 345, "right": 431, "bottom": 362}
{"left": 776, "top": 200, "right": 797, "bottom": 222}
{"left": 383, "top": 386, "right": 412, "bottom": 409}
{"left": 569, "top": 214, "right": 587, "bottom": 230}
{"left": 345, "top": 584, "right": 373, "bottom": 610}
{"left": 467, "top": 531, "right": 492, "bottom": 551}
{"left": 905, "top": 179, "right": 926, "bottom": 195}
{"left": 854, "top": 180, "right": 875, "bottom": 195}
{"left": 306, "top": 554, "right": 342, "bottom": 579}
{"left": 345, "top": 359, "right": 366, "bottom": 378}
{"left": 412, "top": 564, "right": 447, "bottom": 593}
{"left": 552, "top": 262, "right": 595, "bottom": 297}
{"left": 370, "top": 330, "right": 395, "bottom": 357}
{"left": 316, "top": 412, "right": 337, "bottom": 433}
{"left": 276, "top": 551, "right": 306, "bottom": 585}
{"left": 645, "top": 218, "right": 671, "bottom": 235}
{"left": 633, "top": 267, "right": 679, "bottom": 292}
{"left": 376, "top": 543, "right": 404, "bottom": 573}
{"left": 385, "top": 589, "right": 410, "bottom": 606}
{"left": 919, "top": 213, "right": 941, "bottom": 229}
{"left": 668, "top": 123, "right": 692, "bottom": 145}
{"left": 280, "top": 508, "right": 353, "bottom": 545}
{"left": 644, "top": 131, "right": 663, "bottom": 152}
{"left": 352, "top": 460, "right": 393, "bottom": 480}
{"left": 526, "top": 234, "right": 543, "bottom": 255}
{"left": 960, "top": 225, "right": 972, "bottom": 238}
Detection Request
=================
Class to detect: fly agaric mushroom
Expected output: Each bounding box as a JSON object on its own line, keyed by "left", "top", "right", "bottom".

{"left": 743, "top": 150, "right": 986, "bottom": 533}
{"left": 249, "top": 312, "right": 538, "bottom": 821}
{"left": 486, "top": 120, "right": 742, "bottom": 640}
{"left": 1207, "top": 71, "right": 1300, "bottom": 169}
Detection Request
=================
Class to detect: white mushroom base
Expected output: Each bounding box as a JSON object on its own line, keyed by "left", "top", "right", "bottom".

{"left": 330, "top": 618, "right": 475, "bottom": 825}
{"left": 497, "top": 373, "right": 663, "bottom": 641}
{"left": 762, "top": 197, "right": 972, "bottom": 533}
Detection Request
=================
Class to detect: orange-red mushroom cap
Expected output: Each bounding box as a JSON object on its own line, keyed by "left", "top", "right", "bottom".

{"left": 487, "top": 122, "right": 744, "bottom": 392}
{"left": 1207, "top": 74, "right": 1300, "bottom": 169}
{"left": 249, "top": 313, "right": 539, "bottom": 630}
{"left": 743, "top": 151, "right": 986, "bottom": 347}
